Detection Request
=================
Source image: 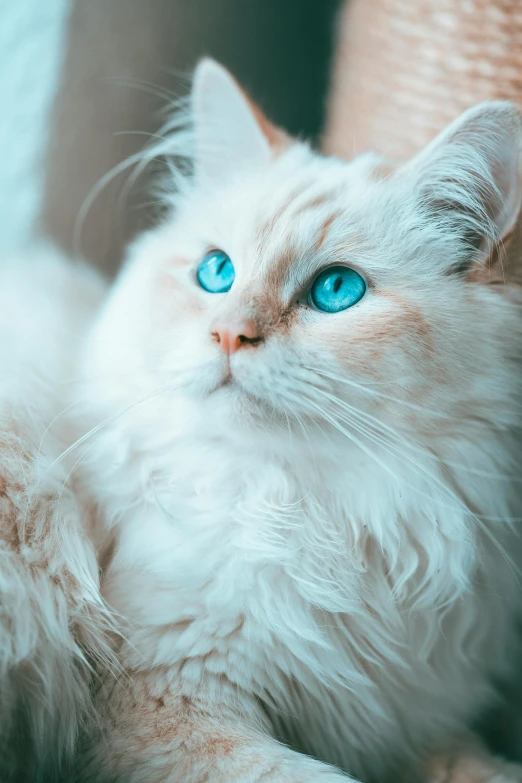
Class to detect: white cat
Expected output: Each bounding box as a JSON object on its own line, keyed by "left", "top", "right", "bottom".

{"left": 72, "top": 60, "right": 522, "bottom": 782}
{"left": 4, "top": 59, "right": 522, "bottom": 782}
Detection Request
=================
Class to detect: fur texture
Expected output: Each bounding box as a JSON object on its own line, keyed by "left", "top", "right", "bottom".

{"left": 68, "top": 61, "right": 522, "bottom": 782}
{"left": 0, "top": 245, "right": 112, "bottom": 781}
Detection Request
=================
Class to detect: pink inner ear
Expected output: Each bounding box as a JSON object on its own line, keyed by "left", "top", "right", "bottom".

{"left": 454, "top": 110, "right": 522, "bottom": 242}
{"left": 406, "top": 102, "right": 522, "bottom": 244}
{"left": 238, "top": 84, "right": 291, "bottom": 153}
{"left": 492, "top": 138, "right": 522, "bottom": 241}
{"left": 193, "top": 58, "right": 292, "bottom": 184}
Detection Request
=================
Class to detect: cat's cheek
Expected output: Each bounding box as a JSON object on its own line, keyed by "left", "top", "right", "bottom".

{"left": 152, "top": 268, "right": 207, "bottom": 330}
{"left": 301, "top": 293, "right": 438, "bottom": 402}
{"left": 340, "top": 292, "right": 434, "bottom": 368}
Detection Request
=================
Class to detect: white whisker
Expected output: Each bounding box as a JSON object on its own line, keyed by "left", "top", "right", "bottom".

{"left": 43, "top": 377, "right": 192, "bottom": 478}
{"left": 308, "top": 387, "right": 520, "bottom": 579}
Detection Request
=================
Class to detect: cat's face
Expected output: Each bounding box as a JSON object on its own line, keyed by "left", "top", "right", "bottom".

{"left": 91, "top": 61, "right": 522, "bottom": 450}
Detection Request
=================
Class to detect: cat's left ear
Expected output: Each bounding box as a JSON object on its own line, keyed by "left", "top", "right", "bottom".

{"left": 403, "top": 101, "right": 522, "bottom": 270}
{"left": 192, "top": 58, "right": 287, "bottom": 186}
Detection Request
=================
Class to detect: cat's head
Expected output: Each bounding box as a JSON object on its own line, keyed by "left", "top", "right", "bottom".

{"left": 89, "top": 59, "right": 522, "bottom": 453}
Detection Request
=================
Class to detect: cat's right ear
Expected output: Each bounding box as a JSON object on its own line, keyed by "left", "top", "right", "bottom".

{"left": 192, "top": 59, "right": 287, "bottom": 186}
{"left": 402, "top": 101, "right": 522, "bottom": 271}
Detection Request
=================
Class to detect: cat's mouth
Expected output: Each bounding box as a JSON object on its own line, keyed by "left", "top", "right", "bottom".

{"left": 208, "top": 365, "right": 258, "bottom": 402}
{"left": 220, "top": 373, "right": 234, "bottom": 388}
{"left": 204, "top": 358, "right": 265, "bottom": 407}
{"left": 209, "top": 367, "right": 237, "bottom": 394}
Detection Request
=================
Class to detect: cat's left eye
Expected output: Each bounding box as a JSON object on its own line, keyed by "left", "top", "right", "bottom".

{"left": 309, "top": 265, "right": 366, "bottom": 313}
{"left": 196, "top": 250, "right": 235, "bottom": 293}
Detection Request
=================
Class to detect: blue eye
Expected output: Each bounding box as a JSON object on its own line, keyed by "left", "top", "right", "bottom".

{"left": 196, "top": 250, "right": 235, "bottom": 293}
{"left": 309, "top": 265, "right": 366, "bottom": 313}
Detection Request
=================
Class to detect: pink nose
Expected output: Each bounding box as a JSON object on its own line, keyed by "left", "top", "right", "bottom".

{"left": 211, "top": 318, "right": 263, "bottom": 354}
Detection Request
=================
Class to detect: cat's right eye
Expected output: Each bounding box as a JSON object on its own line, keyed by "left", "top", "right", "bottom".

{"left": 309, "top": 265, "right": 366, "bottom": 313}
{"left": 196, "top": 250, "right": 235, "bottom": 293}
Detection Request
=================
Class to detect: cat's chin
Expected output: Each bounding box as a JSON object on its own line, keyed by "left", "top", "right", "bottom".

{"left": 189, "top": 360, "right": 300, "bottom": 430}
{"left": 207, "top": 375, "right": 261, "bottom": 410}
{"left": 198, "top": 372, "right": 283, "bottom": 429}
{"left": 211, "top": 373, "right": 234, "bottom": 392}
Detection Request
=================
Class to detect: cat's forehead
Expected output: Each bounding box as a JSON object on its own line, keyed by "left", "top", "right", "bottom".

{"left": 165, "top": 145, "right": 401, "bottom": 299}
{"left": 214, "top": 148, "right": 382, "bottom": 286}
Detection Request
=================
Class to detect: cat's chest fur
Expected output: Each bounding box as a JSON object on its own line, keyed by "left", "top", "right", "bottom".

{"left": 95, "top": 428, "right": 519, "bottom": 774}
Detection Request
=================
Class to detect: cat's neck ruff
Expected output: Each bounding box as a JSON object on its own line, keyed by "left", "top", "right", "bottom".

{"left": 83, "top": 378, "right": 520, "bottom": 624}
{"left": 78, "top": 381, "right": 521, "bottom": 778}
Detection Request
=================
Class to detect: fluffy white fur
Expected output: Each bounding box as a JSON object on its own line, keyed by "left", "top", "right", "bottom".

{"left": 0, "top": 245, "right": 113, "bottom": 781}
{"left": 4, "top": 61, "right": 522, "bottom": 783}
{"left": 67, "top": 61, "right": 522, "bottom": 782}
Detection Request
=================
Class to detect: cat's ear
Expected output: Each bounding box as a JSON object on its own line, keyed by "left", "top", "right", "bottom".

{"left": 192, "top": 58, "right": 286, "bottom": 186}
{"left": 403, "top": 101, "right": 522, "bottom": 271}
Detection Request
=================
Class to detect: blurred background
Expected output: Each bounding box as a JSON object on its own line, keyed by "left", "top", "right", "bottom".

{"left": 1, "top": 0, "right": 341, "bottom": 276}
{"left": 6, "top": 0, "right": 522, "bottom": 278}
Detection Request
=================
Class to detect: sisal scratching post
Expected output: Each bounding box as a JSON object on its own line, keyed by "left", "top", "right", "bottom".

{"left": 325, "top": 0, "right": 522, "bottom": 162}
